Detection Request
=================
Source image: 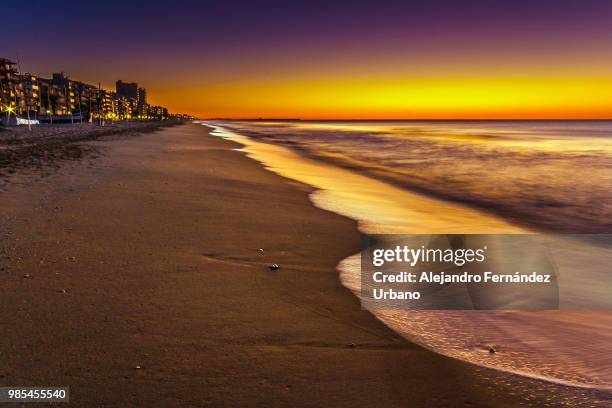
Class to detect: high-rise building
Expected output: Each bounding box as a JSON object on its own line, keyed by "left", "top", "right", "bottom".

{"left": 0, "top": 58, "right": 18, "bottom": 120}
{"left": 148, "top": 105, "right": 168, "bottom": 120}
{"left": 100, "top": 90, "right": 116, "bottom": 119}
{"left": 112, "top": 93, "right": 138, "bottom": 120}
{"left": 1, "top": 55, "right": 181, "bottom": 123}
{"left": 137, "top": 87, "right": 146, "bottom": 104}
{"left": 72, "top": 81, "right": 98, "bottom": 121}
{"left": 16, "top": 73, "right": 41, "bottom": 116}
{"left": 116, "top": 80, "right": 138, "bottom": 100}
{"left": 137, "top": 87, "right": 147, "bottom": 116}
{"left": 38, "top": 77, "right": 65, "bottom": 117}
{"left": 50, "top": 72, "right": 78, "bottom": 116}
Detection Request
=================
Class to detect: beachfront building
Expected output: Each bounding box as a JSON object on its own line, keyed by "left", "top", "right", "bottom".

{"left": 0, "top": 58, "right": 18, "bottom": 120}
{"left": 137, "top": 87, "right": 147, "bottom": 117}
{"left": 38, "top": 77, "right": 65, "bottom": 118}
{"left": 1, "top": 55, "right": 185, "bottom": 124}
{"left": 113, "top": 94, "right": 137, "bottom": 120}
{"left": 115, "top": 80, "right": 147, "bottom": 119}
{"left": 15, "top": 73, "right": 41, "bottom": 117}
{"left": 148, "top": 105, "right": 168, "bottom": 120}
{"left": 102, "top": 90, "right": 117, "bottom": 120}
{"left": 72, "top": 81, "right": 98, "bottom": 122}
{"left": 116, "top": 80, "right": 137, "bottom": 100}
{"left": 39, "top": 74, "right": 68, "bottom": 117}
{"left": 51, "top": 73, "right": 78, "bottom": 117}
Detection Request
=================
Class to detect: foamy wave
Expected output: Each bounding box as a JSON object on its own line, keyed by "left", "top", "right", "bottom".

{"left": 204, "top": 121, "right": 612, "bottom": 404}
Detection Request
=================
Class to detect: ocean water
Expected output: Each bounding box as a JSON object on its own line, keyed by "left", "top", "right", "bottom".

{"left": 203, "top": 121, "right": 612, "bottom": 403}
{"left": 213, "top": 120, "right": 612, "bottom": 233}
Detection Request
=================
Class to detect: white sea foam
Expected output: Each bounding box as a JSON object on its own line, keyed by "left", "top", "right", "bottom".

{"left": 202, "top": 121, "right": 612, "bottom": 399}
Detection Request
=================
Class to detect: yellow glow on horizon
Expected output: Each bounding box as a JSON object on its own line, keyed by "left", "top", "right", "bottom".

{"left": 154, "top": 75, "right": 612, "bottom": 119}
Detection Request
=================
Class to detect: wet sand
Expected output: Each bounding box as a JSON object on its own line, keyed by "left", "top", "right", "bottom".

{"left": 207, "top": 124, "right": 612, "bottom": 397}
{"left": 0, "top": 123, "right": 599, "bottom": 406}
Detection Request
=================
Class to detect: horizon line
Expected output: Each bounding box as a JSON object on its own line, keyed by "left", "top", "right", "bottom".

{"left": 199, "top": 117, "right": 612, "bottom": 122}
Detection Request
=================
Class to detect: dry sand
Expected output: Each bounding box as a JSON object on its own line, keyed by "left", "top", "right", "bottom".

{"left": 0, "top": 123, "right": 600, "bottom": 407}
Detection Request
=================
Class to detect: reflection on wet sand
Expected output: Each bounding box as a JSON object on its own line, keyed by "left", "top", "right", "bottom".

{"left": 205, "top": 122, "right": 612, "bottom": 404}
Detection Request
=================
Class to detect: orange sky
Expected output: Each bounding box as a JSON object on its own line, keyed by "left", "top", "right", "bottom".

{"left": 9, "top": 1, "right": 612, "bottom": 119}
{"left": 154, "top": 74, "right": 612, "bottom": 119}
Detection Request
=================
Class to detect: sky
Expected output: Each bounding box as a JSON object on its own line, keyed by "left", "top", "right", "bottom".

{"left": 4, "top": 0, "right": 612, "bottom": 119}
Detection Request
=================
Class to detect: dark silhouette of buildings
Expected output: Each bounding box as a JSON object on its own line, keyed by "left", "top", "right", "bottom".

{"left": 116, "top": 80, "right": 138, "bottom": 100}
{"left": 0, "top": 55, "right": 193, "bottom": 124}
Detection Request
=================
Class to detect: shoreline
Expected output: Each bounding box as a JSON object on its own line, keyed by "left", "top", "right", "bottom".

{"left": 212, "top": 120, "right": 612, "bottom": 234}
{"left": 0, "top": 123, "right": 607, "bottom": 406}
{"left": 203, "top": 123, "right": 525, "bottom": 234}
{"left": 203, "top": 123, "right": 612, "bottom": 400}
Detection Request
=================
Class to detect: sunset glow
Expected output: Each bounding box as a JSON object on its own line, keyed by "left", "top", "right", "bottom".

{"left": 5, "top": 0, "right": 612, "bottom": 119}
{"left": 160, "top": 76, "right": 612, "bottom": 119}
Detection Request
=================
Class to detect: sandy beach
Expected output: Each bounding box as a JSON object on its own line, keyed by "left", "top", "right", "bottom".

{"left": 0, "top": 123, "right": 606, "bottom": 407}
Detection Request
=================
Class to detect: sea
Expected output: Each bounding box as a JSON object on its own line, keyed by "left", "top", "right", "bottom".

{"left": 202, "top": 120, "right": 612, "bottom": 405}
